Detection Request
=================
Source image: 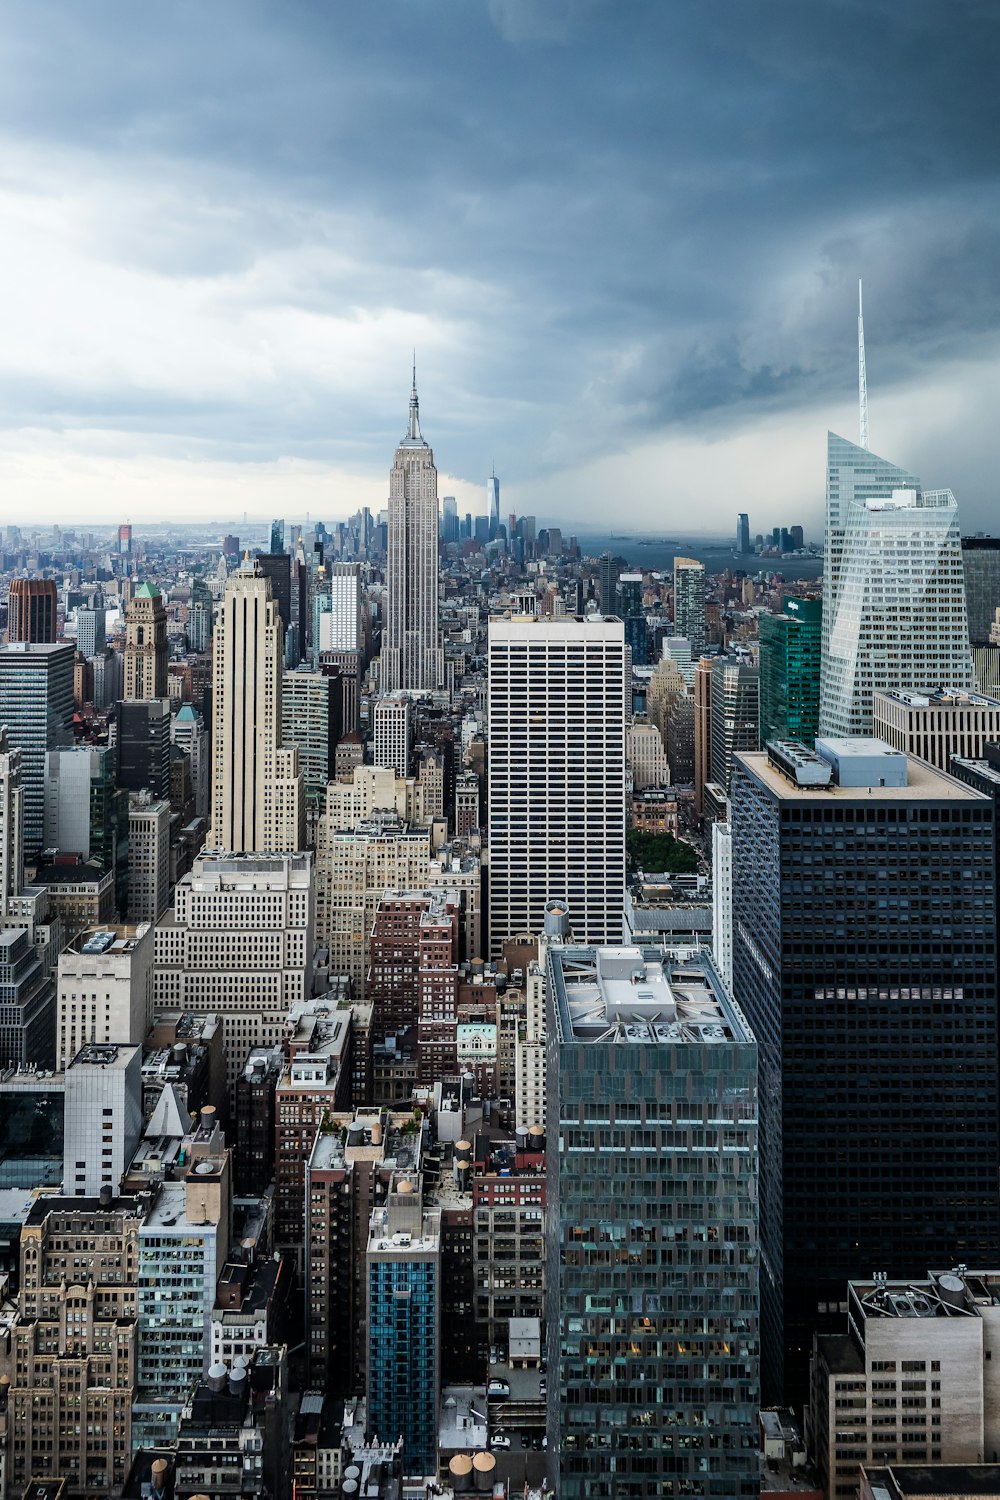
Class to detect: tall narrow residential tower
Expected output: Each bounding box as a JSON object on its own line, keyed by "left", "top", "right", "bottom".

{"left": 673, "top": 556, "right": 706, "bottom": 654}
{"left": 0, "top": 726, "right": 24, "bottom": 913}
{"left": 209, "top": 558, "right": 304, "bottom": 853}
{"left": 381, "top": 367, "right": 444, "bottom": 692}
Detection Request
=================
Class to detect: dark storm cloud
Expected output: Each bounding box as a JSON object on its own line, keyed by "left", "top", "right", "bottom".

{"left": 0, "top": 0, "right": 998, "bottom": 521}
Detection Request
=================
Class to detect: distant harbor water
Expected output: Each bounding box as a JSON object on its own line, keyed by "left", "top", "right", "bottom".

{"left": 573, "top": 532, "right": 824, "bottom": 582}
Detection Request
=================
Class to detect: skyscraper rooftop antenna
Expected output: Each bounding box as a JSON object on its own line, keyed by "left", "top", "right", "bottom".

{"left": 858, "top": 279, "right": 869, "bottom": 450}
{"left": 408, "top": 352, "right": 421, "bottom": 441}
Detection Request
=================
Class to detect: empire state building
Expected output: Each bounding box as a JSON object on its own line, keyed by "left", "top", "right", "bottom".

{"left": 382, "top": 368, "right": 444, "bottom": 692}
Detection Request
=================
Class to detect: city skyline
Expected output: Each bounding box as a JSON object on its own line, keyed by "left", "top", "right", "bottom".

{"left": 0, "top": 3, "right": 997, "bottom": 528}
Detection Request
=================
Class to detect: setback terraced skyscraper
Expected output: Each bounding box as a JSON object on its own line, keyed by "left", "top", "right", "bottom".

{"left": 382, "top": 368, "right": 444, "bottom": 693}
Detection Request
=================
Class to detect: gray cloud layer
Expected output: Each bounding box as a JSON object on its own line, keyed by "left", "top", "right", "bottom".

{"left": 0, "top": 0, "right": 998, "bottom": 528}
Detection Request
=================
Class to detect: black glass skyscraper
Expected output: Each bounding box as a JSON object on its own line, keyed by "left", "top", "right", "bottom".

{"left": 961, "top": 536, "right": 1000, "bottom": 644}
{"left": 731, "top": 739, "right": 1000, "bottom": 1406}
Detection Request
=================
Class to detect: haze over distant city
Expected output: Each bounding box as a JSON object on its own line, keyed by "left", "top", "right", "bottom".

{"left": 1, "top": 0, "right": 998, "bottom": 528}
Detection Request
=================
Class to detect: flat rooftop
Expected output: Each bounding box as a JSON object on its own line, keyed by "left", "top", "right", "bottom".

{"left": 738, "top": 750, "right": 987, "bottom": 802}
{"left": 864, "top": 1467, "right": 1000, "bottom": 1498}
{"left": 73, "top": 925, "right": 148, "bottom": 955}
{"left": 367, "top": 1204, "right": 441, "bottom": 1255}
{"left": 876, "top": 687, "right": 1000, "bottom": 709}
{"left": 549, "top": 944, "right": 753, "bottom": 1046}
{"left": 68, "top": 1042, "right": 140, "bottom": 1070}
{"left": 953, "top": 756, "right": 1000, "bottom": 790}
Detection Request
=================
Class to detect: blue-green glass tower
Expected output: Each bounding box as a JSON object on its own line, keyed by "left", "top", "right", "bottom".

{"left": 759, "top": 596, "right": 822, "bottom": 747}
{"left": 367, "top": 1174, "right": 441, "bottom": 1475}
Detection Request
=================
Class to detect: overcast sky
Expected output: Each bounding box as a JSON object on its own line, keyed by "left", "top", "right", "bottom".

{"left": 1, "top": 0, "right": 998, "bottom": 535}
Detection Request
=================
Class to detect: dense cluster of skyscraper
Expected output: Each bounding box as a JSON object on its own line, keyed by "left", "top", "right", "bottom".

{"left": 2, "top": 321, "right": 1000, "bottom": 1500}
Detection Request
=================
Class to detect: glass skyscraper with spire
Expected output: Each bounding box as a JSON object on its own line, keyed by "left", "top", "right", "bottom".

{"left": 819, "top": 433, "right": 975, "bottom": 736}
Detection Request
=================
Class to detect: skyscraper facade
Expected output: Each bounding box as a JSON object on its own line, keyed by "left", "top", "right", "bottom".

{"left": 487, "top": 470, "right": 500, "bottom": 540}
{"left": 7, "top": 578, "right": 57, "bottom": 644}
{"left": 961, "top": 535, "right": 1000, "bottom": 645}
{"left": 821, "top": 484, "right": 975, "bottom": 736}
{"left": 731, "top": 738, "right": 1000, "bottom": 1404}
{"left": 759, "top": 597, "right": 822, "bottom": 747}
{"left": 546, "top": 943, "right": 759, "bottom": 1499}
{"left": 598, "top": 552, "right": 620, "bottom": 616}
{"left": 116, "top": 698, "right": 172, "bottom": 800}
{"left": 487, "top": 617, "right": 626, "bottom": 953}
{"left": 709, "top": 655, "right": 759, "bottom": 794}
{"left": 673, "top": 556, "right": 706, "bottom": 654}
{"left": 736, "top": 512, "right": 751, "bottom": 555}
{"left": 382, "top": 371, "right": 444, "bottom": 692}
{"left": 123, "top": 583, "right": 169, "bottom": 701}
{"left": 0, "top": 642, "right": 74, "bottom": 854}
{"left": 367, "top": 1173, "right": 441, "bottom": 1474}
{"left": 210, "top": 558, "right": 304, "bottom": 854}
{"left": 281, "top": 669, "right": 341, "bottom": 807}
{"left": 76, "top": 603, "right": 106, "bottom": 660}
{"left": 315, "top": 562, "right": 362, "bottom": 658}
{"left": 0, "top": 726, "right": 24, "bottom": 914}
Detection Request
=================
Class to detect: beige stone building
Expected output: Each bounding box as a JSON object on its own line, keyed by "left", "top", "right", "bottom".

{"left": 0, "top": 1192, "right": 143, "bottom": 1497}
{"left": 315, "top": 814, "right": 430, "bottom": 998}
{"left": 153, "top": 851, "right": 314, "bottom": 1100}
{"left": 627, "top": 716, "right": 670, "bottom": 790}
{"left": 123, "top": 582, "right": 168, "bottom": 700}
{"left": 873, "top": 686, "right": 1000, "bottom": 771}
{"left": 128, "top": 791, "right": 171, "bottom": 924}
{"left": 210, "top": 559, "right": 304, "bottom": 854}
{"left": 56, "top": 921, "right": 153, "bottom": 1070}
{"left": 808, "top": 1271, "right": 1000, "bottom": 1500}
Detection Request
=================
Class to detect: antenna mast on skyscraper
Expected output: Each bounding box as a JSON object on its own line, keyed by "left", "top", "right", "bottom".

{"left": 858, "top": 278, "right": 869, "bottom": 450}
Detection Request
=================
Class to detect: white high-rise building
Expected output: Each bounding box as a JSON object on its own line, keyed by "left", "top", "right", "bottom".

{"left": 820, "top": 483, "right": 975, "bottom": 737}
{"left": 317, "top": 562, "right": 362, "bottom": 655}
{"left": 63, "top": 1041, "right": 143, "bottom": 1198}
{"left": 711, "top": 820, "right": 733, "bottom": 991}
{"left": 381, "top": 369, "right": 444, "bottom": 692}
{"left": 487, "top": 616, "right": 627, "bottom": 953}
{"left": 372, "top": 692, "right": 411, "bottom": 777}
{"left": 0, "top": 726, "right": 24, "bottom": 914}
{"left": 209, "top": 557, "right": 305, "bottom": 853}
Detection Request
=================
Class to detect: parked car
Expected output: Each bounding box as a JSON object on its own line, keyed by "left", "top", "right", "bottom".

{"left": 491, "top": 1434, "right": 511, "bottom": 1450}
{"left": 488, "top": 1379, "right": 510, "bottom": 1398}
{"left": 539, "top": 1380, "right": 547, "bottom": 1397}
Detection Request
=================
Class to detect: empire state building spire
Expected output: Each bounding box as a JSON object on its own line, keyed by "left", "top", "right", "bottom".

{"left": 407, "top": 354, "right": 422, "bottom": 442}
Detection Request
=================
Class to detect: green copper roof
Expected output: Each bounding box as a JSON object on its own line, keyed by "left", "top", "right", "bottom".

{"left": 134, "top": 582, "right": 160, "bottom": 598}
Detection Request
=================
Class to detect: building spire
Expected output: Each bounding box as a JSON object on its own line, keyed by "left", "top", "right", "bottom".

{"left": 408, "top": 352, "right": 421, "bottom": 441}
{"left": 858, "top": 278, "right": 869, "bottom": 450}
